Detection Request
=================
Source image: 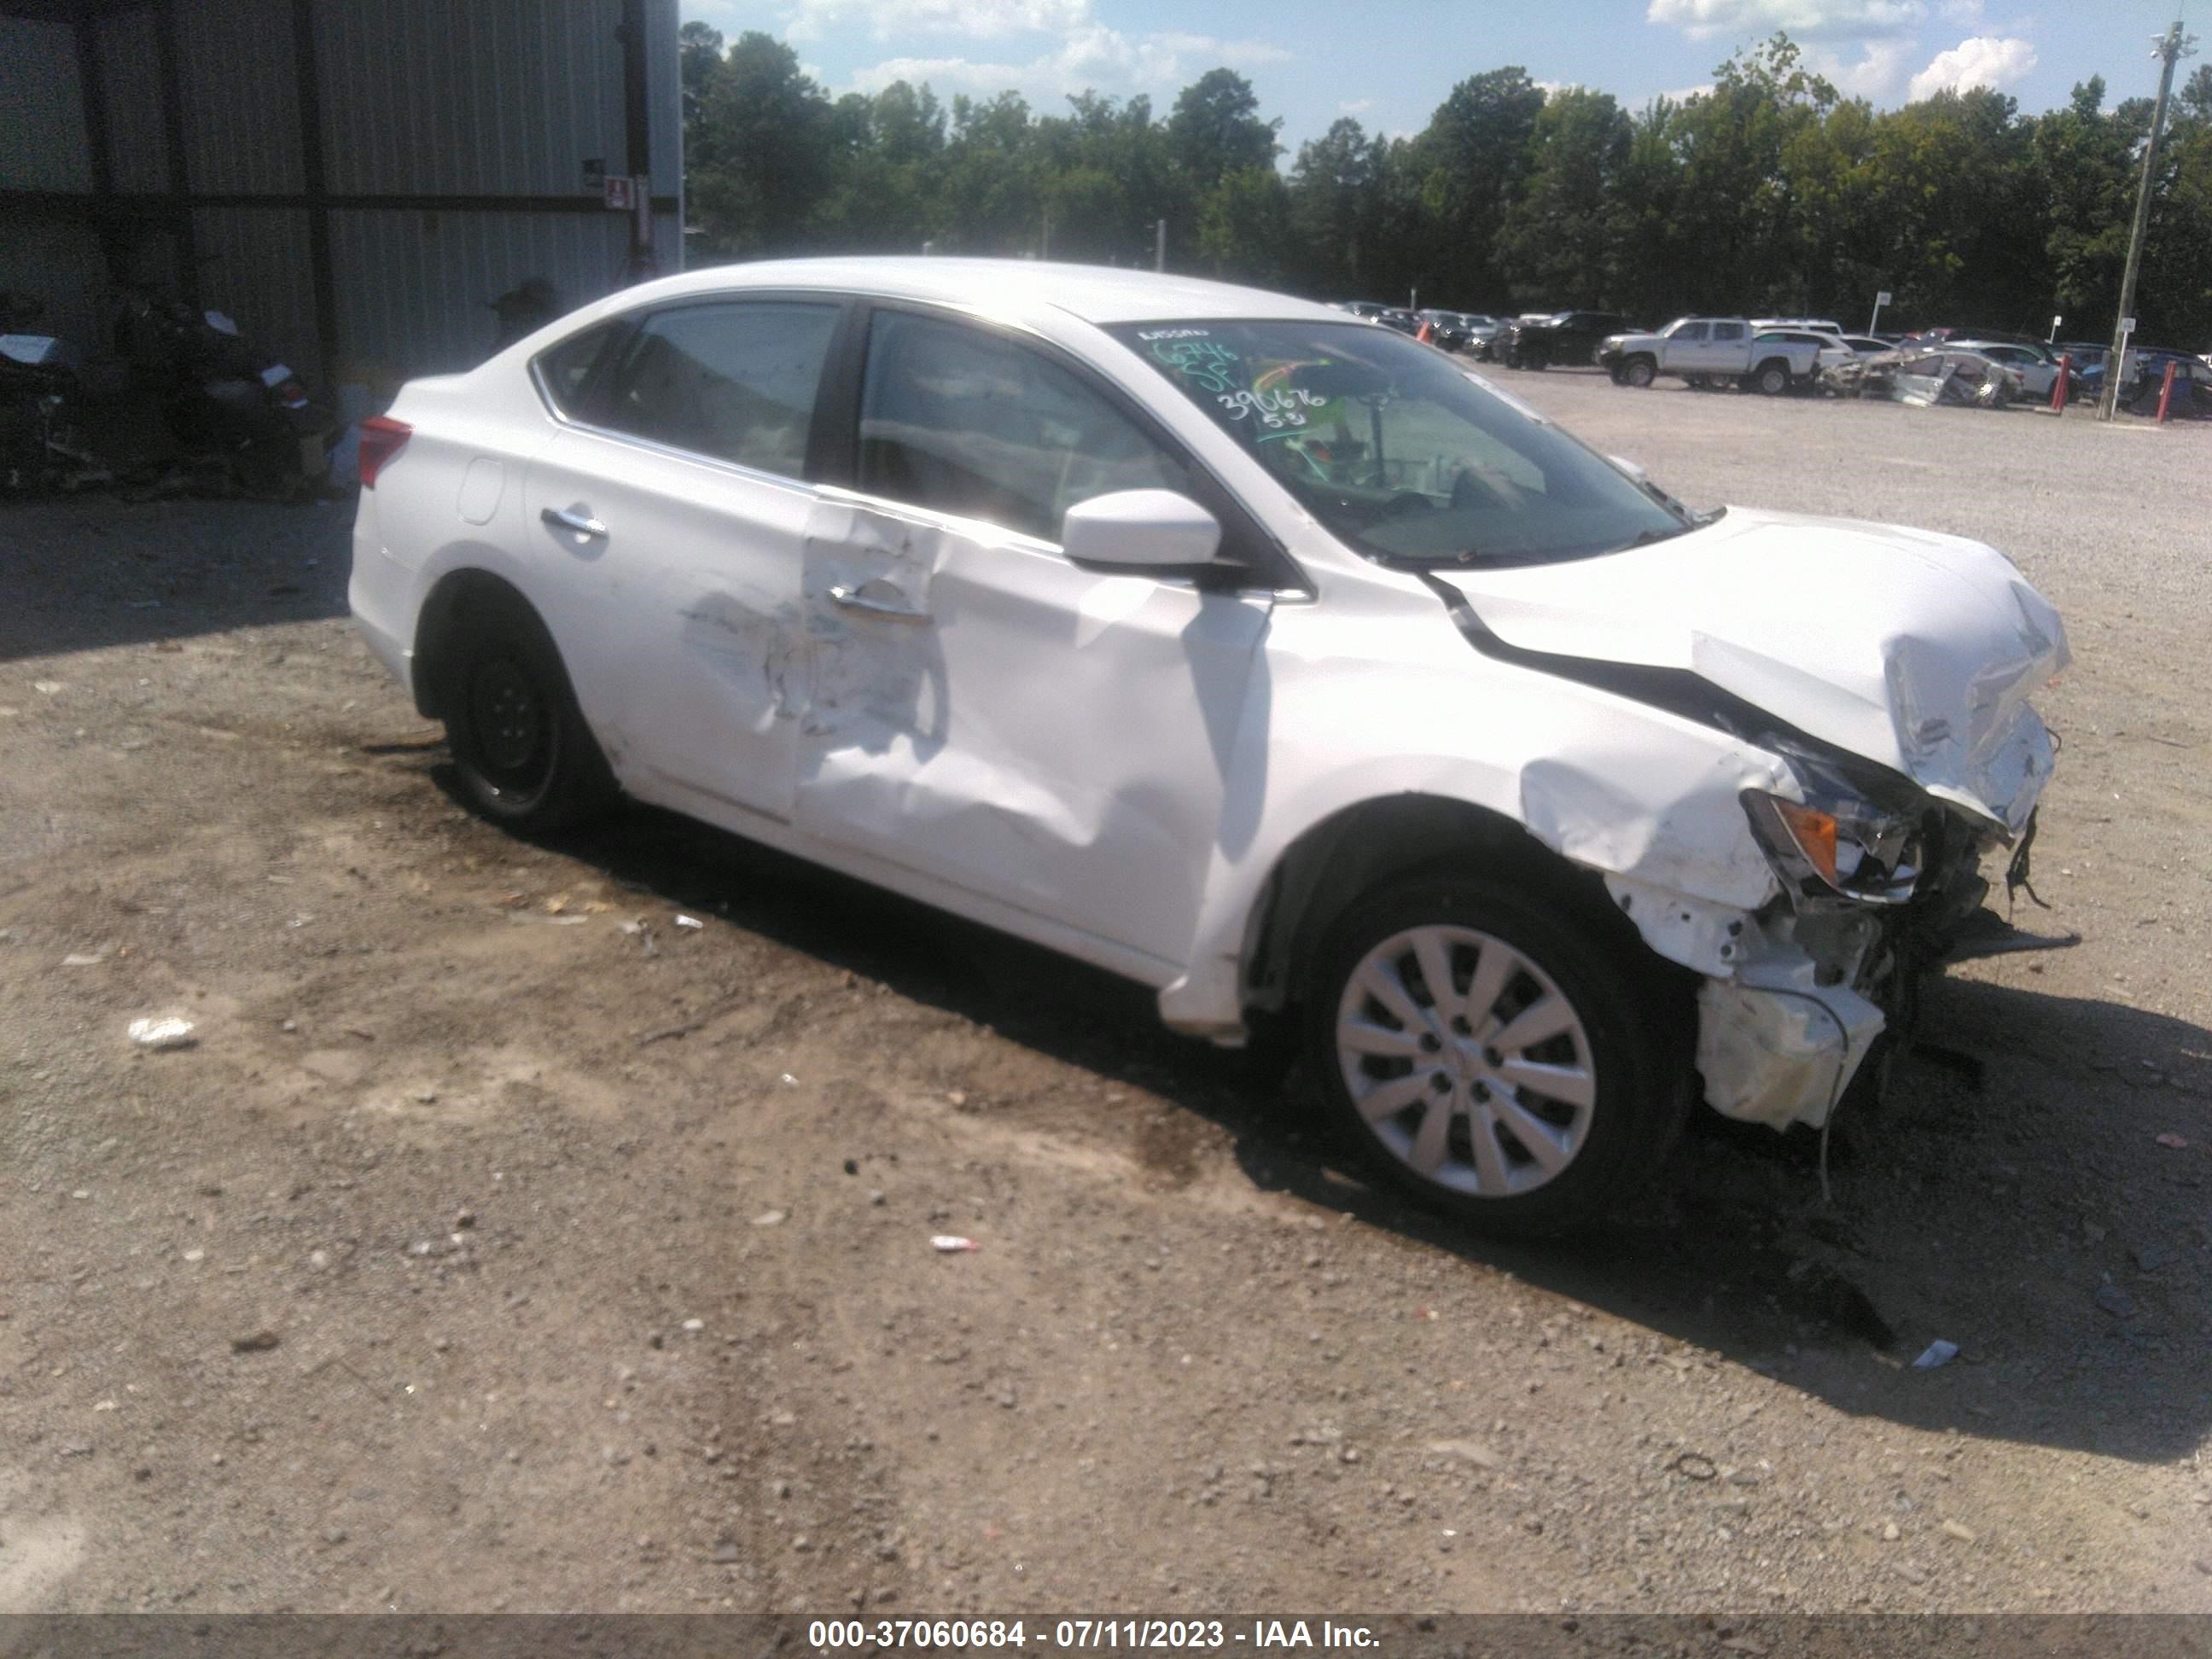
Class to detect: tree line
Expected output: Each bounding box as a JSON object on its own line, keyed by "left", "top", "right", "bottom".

{"left": 679, "top": 26, "right": 2212, "bottom": 346}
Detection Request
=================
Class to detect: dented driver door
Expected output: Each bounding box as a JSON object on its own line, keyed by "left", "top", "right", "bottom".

{"left": 795, "top": 489, "right": 1272, "bottom": 969}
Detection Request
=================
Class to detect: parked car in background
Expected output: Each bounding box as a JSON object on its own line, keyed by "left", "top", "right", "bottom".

{"left": 1495, "top": 310, "right": 1633, "bottom": 370}
{"left": 1754, "top": 327, "right": 1854, "bottom": 374}
{"left": 1948, "top": 340, "right": 2081, "bottom": 401}
{"left": 349, "top": 256, "right": 2067, "bottom": 1237}
{"left": 1750, "top": 317, "right": 1844, "bottom": 336}
{"left": 1596, "top": 317, "right": 1825, "bottom": 394}
{"left": 1375, "top": 309, "right": 1423, "bottom": 337}
{"left": 1415, "top": 310, "right": 1474, "bottom": 352}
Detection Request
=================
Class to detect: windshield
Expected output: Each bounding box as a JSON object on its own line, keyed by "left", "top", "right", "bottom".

{"left": 1109, "top": 318, "right": 1689, "bottom": 567}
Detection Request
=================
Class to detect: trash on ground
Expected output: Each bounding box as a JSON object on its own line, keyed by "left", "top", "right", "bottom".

{"left": 2155, "top": 1132, "right": 2188, "bottom": 1150}
{"left": 230, "top": 1329, "right": 281, "bottom": 1353}
{"left": 127, "top": 1016, "right": 197, "bottom": 1050}
{"left": 1912, "top": 1339, "right": 1959, "bottom": 1370}
{"left": 673, "top": 914, "right": 704, "bottom": 929}
{"left": 751, "top": 1209, "right": 788, "bottom": 1227}
{"left": 61, "top": 952, "right": 106, "bottom": 966}
{"left": 931, "top": 1235, "right": 979, "bottom": 1254}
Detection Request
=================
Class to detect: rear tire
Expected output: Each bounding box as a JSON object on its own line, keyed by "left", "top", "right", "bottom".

{"left": 1755, "top": 359, "right": 1791, "bottom": 397}
{"left": 437, "top": 587, "right": 617, "bottom": 835}
{"left": 1303, "top": 870, "right": 1691, "bottom": 1237}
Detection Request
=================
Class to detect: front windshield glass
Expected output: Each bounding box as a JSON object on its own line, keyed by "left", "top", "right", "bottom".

{"left": 1109, "top": 318, "right": 1688, "bottom": 567}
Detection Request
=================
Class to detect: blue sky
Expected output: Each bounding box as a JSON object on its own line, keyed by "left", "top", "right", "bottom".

{"left": 684, "top": 0, "right": 2198, "bottom": 154}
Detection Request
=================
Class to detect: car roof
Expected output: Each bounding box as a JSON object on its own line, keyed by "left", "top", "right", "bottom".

{"left": 603, "top": 257, "right": 1348, "bottom": 329}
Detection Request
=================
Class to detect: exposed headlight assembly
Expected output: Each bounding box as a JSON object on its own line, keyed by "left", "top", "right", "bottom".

{"left": 1742, "top": 753, "right": 1922, "bottom": 907}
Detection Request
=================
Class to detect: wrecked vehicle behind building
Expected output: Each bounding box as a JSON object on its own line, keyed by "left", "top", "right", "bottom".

{"left": 349, "top": 259, "right": 2069, "bottom": 1237}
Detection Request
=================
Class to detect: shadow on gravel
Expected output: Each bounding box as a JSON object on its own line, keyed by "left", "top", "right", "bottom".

{"left": 462, "top": 781, "right": 2209, "bottom": 1466}
{"left": 0, "top": 498, "right": 352, "bottom": 662}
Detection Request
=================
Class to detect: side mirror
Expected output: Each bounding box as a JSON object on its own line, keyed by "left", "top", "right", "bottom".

{"left": 1606, "top": 455, "right": 1650, "bottom": 486}
{"left": 1061, "top": 489, "right": 1221, "bottom": 570}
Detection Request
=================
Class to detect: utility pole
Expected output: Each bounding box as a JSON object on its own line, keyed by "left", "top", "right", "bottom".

{"left": 2099, "top": 18, "right": 2197, "bottom": 421}
{"left": 1155, "top": 218, "right": 1167, "bottom": 272}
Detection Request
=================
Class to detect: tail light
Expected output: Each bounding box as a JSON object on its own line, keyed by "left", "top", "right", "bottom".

{"left": 274, "top": 378, "right": 308, "bottom": 407}
{"left": 357, "top": 415, "right": 411, "bottom": 488}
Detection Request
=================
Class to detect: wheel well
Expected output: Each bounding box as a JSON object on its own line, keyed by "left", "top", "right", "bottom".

{"left": 410, "top": 568, "right": 536, "bottom": 719}
{"left": 1755, "top": 356, "right": 1791, "bottom": 381}
{"left": 1237, "top": 794, "right": 1621, "bottom": 1020}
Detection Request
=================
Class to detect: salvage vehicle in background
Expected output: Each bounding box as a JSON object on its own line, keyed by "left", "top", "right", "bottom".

{"left": 350, "top": 258, "right": 2068, "bottom": 1237}
{"left": 1597, "top": 317, "right": 1825, "bottom": 393}
{"left": 1948, "top": 340, "right": 2081, "bottom": 402}
{"left": 1494, "top": 311, "right": 1633, "bottom": 370}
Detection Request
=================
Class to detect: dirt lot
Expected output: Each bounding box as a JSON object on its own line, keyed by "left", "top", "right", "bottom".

{"left": 2, "top": 376, "right": 2208, "bottom": 1619}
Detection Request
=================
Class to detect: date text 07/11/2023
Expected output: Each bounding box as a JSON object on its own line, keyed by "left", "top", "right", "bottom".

{"left": 806, "top": 1617, "right": 1381, "bottom": 1650}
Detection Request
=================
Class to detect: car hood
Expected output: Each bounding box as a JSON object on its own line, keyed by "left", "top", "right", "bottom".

{"left": 1432, "top": 506, "right": 2069, "bottom": 833}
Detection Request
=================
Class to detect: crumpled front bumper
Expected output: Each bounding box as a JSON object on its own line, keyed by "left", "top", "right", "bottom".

{"left": 1695, "top": 962, "right": 1886, "bottom": 1132}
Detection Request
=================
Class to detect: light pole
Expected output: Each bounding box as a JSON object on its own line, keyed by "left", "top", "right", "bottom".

{"left": 2098, "top": 19, "right": 2197, "bottom": 421}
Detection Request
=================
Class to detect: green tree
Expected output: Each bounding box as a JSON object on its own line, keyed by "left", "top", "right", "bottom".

{"left": 1196, "top": 166, "right": 1293, "bottom": 284}
{"left": 1168, "top": 69, "right": 1282, "bottom": 197}
{"left": 1289, "top": 118, "right": 1383, "bottom": 295}
{"left": 1497, "top": 88, "right": 1633, "bottom": 308}
{"left": 687, "top": 32, "right": 835, "bottom": 259}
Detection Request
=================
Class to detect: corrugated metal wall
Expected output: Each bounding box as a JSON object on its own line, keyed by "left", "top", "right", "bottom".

{"left": 94, "top": 9, "right": 168, "bottom": 196}
{"left": 330, "top": 207, "right": 635, "bottom": 377}
{"left": 0, "top": 15, "right": 93, "bottom": 192}
{"left": 316, "top": 0, "right": 628, "bottom": 198}
{"left": 3, "top": 0, "right": 678, "bottom": 384}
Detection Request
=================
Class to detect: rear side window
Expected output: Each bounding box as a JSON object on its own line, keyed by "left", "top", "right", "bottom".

{"left": 533, "top": 321, "right": 624, "bottom": 418}
{"left": 599, "top": 301, "right": 839, "bottom": 478}
{"left": 1711, "top": 323, "right": 1745, "bottom": 342}
{"left": 858, "top": 311, "right": 1190, "bottom": 543}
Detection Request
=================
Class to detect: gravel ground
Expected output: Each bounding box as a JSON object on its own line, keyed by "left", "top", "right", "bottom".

{"left": 1, "top": 376, "right": 2208, "bottom": 1620}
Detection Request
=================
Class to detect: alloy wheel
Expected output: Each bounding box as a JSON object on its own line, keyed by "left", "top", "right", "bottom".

{"left": 1334, "top": 924, "right": 1598, "bottom": 1198}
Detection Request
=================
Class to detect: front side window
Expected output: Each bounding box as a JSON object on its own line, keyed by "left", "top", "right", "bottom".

{"left": 859, "top": 311, "right": 1190, "bottom": 543}
{"left": 598, "top": 301, "right": 839, "bottom": 477}
{"left": 1111, "top": 318, "right": 1687, "bottom": 568}
{"left": 1666, "top": 320, "right": 1709, "bottom": 342}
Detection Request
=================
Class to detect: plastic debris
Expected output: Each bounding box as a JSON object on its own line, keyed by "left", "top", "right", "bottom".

{"left": 61, "top": 952, "right": 106, "bottom": 967}
{"left": 127, "top": 1016, "right": 197, "bottom": 1051}
{"left": 930, "top": 1235, "right": 979, "bottom": 1254}
{"left": 1912, "top": 1340, "right": 1959, "bottom": 1370}
{"left": 674, "top": 914, "right": 704, "bottom": 930}
{"left": 2155, "top": 1132, "right": 2188, "bottom": 1150}
{"left": 751, "top": 1209, "right": 788, "bottom": 1227}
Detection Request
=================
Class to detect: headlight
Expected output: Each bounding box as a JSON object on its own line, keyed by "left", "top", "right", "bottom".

{"left": 1742, "top": 772, "right": 1921, "bottom": 907}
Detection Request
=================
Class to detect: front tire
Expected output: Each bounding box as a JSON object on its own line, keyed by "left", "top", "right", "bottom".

{"left": 1623, "top": 355, "right": 1657, "bottom": 388}
{"left": 1304, "top": 872, "right": 1691, "bottom": 1237}
{"left": 438, "top": 588, "right": 617, "bottom": 835}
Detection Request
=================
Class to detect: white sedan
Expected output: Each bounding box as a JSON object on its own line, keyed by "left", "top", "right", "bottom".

{"left": 350, "top": 259, "right": 2067, "bottom": 1236}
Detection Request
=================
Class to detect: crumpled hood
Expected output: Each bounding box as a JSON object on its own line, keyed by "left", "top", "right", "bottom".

{"left": 1435, "top": 506, "right": 2069, "bottom": 833}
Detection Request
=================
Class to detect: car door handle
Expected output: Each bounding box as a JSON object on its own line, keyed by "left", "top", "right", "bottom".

{"left": 828, "top": 583, "right": 928, "bottom": 622}
{"left": 541, "top": 505, "right": 608, "bottom": 538}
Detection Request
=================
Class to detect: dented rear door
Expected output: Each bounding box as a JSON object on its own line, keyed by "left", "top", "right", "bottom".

{"left": 520, "top": 299, "right": 843, "bottom": 823}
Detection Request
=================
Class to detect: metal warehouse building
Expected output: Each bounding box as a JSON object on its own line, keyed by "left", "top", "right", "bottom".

{"left": 1, "top": 0, "right": 681, "bottom": 387}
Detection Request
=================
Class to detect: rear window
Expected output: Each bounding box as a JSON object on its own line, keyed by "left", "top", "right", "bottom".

{"left": 532, "top": 321, "right": 624, "bottom": 419}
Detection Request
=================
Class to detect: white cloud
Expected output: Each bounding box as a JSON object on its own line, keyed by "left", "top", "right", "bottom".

{"left": 1907, "top": 34, "right": 2036, "bottom": 98}
{"left": 1337, "top": 97, "right": 1375, "bottom": 114}
{"left": 1936, "top": 0, "right": 1983, "bottom": 20}
{"left": 848, "top": 25, "right": 1289, "bottom": 102}
{"left": 786, "top": 0, "right": 1090, "bottom": 44}
{"left": 1644, "top": 0, "right": 1928, "bottom": 41}
{"left": 1810, "top": 38, "right": 1916, "bottom": 96}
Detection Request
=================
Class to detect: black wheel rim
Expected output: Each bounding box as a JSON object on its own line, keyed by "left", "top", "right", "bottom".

{"left": 467, "top": 655, "right": 550, "bottom": 795}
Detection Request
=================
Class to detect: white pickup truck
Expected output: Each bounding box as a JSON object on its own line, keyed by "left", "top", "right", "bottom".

{"left": 1597, "top": 317, "right": 1828, "bottom": 395}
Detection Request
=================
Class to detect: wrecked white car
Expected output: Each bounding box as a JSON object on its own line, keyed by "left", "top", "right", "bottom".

{"left": 348, "top": 259, "right": 2068, "bottom": 1236}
